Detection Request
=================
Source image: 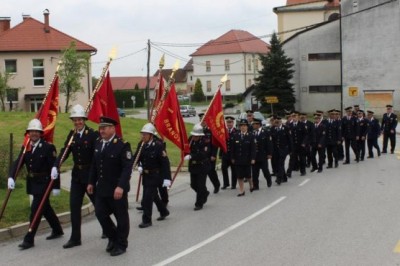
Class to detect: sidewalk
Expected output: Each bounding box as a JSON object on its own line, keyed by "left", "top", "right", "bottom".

{"left": 0, "top": 166, "right": 191, "bottom": 242}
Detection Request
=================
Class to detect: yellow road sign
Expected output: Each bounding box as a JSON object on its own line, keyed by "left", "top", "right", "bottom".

{"left": 265, "top": 96, "right": 278, "bottom": 104}
{"left": 348, "top": 87, "right": 358, "bottom": 97}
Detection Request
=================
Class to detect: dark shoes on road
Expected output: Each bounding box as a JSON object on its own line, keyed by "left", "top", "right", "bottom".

{"left": 138, "top": 222, "right": 152, "bottom": 228}
{"left": 18, "top": 241, "right": 34, "bottom": 250}
{"left": 46, "top": 231, "right": 64, "bottom": 240}
{"left": 63, "top": 240, "right": 82, "bottom": 249}
{"left": 157, "top": 211, "right": 170, "bottom": 221}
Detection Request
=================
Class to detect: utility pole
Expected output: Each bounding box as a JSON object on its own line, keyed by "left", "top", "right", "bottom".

{"left": 146, "top": 39, "right": 151, "bottom": 120}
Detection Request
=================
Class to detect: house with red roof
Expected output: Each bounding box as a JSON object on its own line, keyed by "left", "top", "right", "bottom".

{"left": 274, "top": 0, "right": 340, "bottom": 42}
{"left": 0, "top": 10, "right": 96, "bottom": 112}
{"left": 190, "top": 29, "right": 269, "bottom": 98}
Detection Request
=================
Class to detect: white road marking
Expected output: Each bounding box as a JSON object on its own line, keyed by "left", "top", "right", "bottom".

{"left": 153, "top": 196, "right": 287, "bottom": 266}
{"left": 298, "top": 178, "right": 311, "bottom": 187}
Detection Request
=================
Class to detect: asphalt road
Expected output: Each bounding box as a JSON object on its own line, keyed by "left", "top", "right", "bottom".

{"left": 1, "top": 137, "right": 400, "bottom": 266}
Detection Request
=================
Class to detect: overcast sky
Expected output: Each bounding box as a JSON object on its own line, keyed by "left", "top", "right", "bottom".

{"left": 4, "top": 0, "right": 287, "bottom": 77}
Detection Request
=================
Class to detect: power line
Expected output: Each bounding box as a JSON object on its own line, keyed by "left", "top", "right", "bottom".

{"left": 91, "top": 47, "right": 147, "bottom": 64}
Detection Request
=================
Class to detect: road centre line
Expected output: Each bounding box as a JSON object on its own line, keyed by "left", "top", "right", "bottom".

{"left": 298, "top": 178, "right": 310, "bottom": 187}
{"left": 153, "top": 196, "right": 287, "bottom": 266}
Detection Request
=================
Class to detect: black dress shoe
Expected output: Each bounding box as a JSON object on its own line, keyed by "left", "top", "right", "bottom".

{"left": 194, "top": 205, "right": 203, "bottom": 211}
{"left": 230, "top": 186, "right": 236, "bottom": 189}
{"left": 63, "top": 240, "right": 82, "bottom": 249}
{"left": 213, "top": 187, "right": 220, "bottom": 194}
{"left": 136, "top": 206, "right": 144, "bottom": 211}
{"left": 157, "top": 211, "right": 170, "bottom": 221}
{"left": 343, "top": 161, "right": 350, "bottom": 165}
{"left": 327, "top": 165, "right": 333, "bottom": 169}
{"left": 317, "top": 169, "right": 323, "bottom": 173}
{"left": 267, "top": 181, "right": 272, "bottom": 188}
{"left": 46, "top": 231, "right": 64, "bottom": 240}
{"left": 335, "top": 163, "right": 338, "bottom": 168}
{"left": 138, "top": 222, "right": 152, "bottom": 228}
{"left": 391, "top": 150, "right": 394, "bottom": 154}
{"left": 221, "top": 185, "right": 229, "bottom": 190}
{"left": 310, "top": 168, "right": 317, "bottom": 173}
{"left": 367, "top": 156, "right": 373, "bottom": 159}
{"left": 286, "top": 173, "right": 291, "bottom": 178}
{"left": 106, "top": 240, "right": 114, "bottom": 252}
{"left": 110, "top": 247, "right": 126, "bottom": 256}
{"left": 300, "top": 172, "right": 306, "bottom": 176}
{"left": 18, "top": 241, "right": 34, "bottom": 250}
{"left": 237, "top": 192, "right": 245, "bottom": 197}
{"left": 101, "top": 233, "right": 107, "bottom": 239}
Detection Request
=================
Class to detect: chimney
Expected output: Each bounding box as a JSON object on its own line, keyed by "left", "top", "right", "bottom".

{"left": 43, "top": 9, "right": 50, "bottom": 33}
{"left": 0, "top": 17, "right": 11, "bottom": 34}
{"left": 22, "top": 14, "right": 31, "bottom": 21}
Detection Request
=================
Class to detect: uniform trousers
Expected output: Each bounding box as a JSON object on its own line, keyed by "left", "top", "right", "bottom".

{"left": 344, "top": 138, "right": 359, "bottom": 162}
{"left": 221, "top": 157, "right": 236, "bottom": 188}
{"left": 326, "top": 144, "right": 338, "bottom": 167}
{"left": 272, "top": 149, "right": 288, "bottom": 183}
{"left": 95, "top": 195, "right": 129, "bottom": 250}
{"left": 142, "top": 185, "right": 169, "bottom": 223}
{"left": 382, "top": 131, "right": 396, "bottom": 153}
{"left": 311, "top": 146, "right": 326, "bottom": 170}
{"left": 190, "top": 172, "right": 209, "bottom": 207}
{"left": 367, "top": 138, "right": 381, "bottom": 157}
{"left": 207, "top": 160, "right": 220, "bottom": 189}
{"left": 357, "top": 138, "right": 366, "bottom": 160}
{"left": 24, "top": 193, "right": 63, "bottom": 244}
{"left": 288, "top": 146, "right": 306, "bottom": 175}
{"left": 252, "top": 160, "right": 271, "bottom": 188}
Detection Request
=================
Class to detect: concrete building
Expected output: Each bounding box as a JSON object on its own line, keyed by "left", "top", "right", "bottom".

{"left": 274, "top": 0, "right": 340, "bottom": 42}
{"left": 190, "top": 30, "right": 269, "bottom": 98}
{"left": 341, "top": 0, "right": 400, "bottom": 114}
{"left": 0, "top": 11, "right": 96, "bottom": 112}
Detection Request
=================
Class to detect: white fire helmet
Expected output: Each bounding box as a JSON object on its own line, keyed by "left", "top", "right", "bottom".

{"left": 140, "top": 123, "right": 156, "bottom": 135}
{"left": 190, "top": 123, "right": 204, "bottom": 136}
{"left": 69, "top": 104, "right": 87, "bottom": 119}
{"left": 26, "top": 119, "right": 43, "bottom": 132}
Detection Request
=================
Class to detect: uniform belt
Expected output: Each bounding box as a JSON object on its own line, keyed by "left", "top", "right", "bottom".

{"left": 191, "top": 159, "right": 207, "bottom": 165}
{"left": 28, "top": 172, "right": 48, "bottom": 178}
{"left": 143, "top": 169, "right": 160, "bottom": 174}
{"left": 75, "top": 164, "right": 90, "bottom": 170}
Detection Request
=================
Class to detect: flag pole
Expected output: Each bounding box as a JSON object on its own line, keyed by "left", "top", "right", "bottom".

{"left": 170, "top": 153, "right": 185, "bottom": 186}
{"left": 0, "top": 62, "right": 62, "bottom": 221}
{"left": 85, "top": 48, "right": 117, "bottom": 113}
{"left": 135, "top": 61, "right": 180, "bottom": 201}
{"left": 200, "top": 74, "right": 228, "bottom": 124}
{"left": 149, "top": 54, "right": 165, "bottom": 119}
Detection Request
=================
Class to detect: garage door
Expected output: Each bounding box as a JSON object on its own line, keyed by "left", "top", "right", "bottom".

{"left": 364, "top": 91, "right": 393, "bottom": 115}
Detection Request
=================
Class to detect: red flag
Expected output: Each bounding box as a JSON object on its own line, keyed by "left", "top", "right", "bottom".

{"left": 153, "top": 72, "right": 165, "bottom": 109}
{"left": 154, "top": 84, "right": 190, "bottom": 155}
{"left": 87, "top": 72, "right": 122, "bottom": 137}
{"left": 203, "top": 88, "right": 228, "bottom": 153}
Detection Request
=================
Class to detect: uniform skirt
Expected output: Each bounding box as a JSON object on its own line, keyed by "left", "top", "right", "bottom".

{"left": 235, "top": 165, "right": 251, "bottom": 179}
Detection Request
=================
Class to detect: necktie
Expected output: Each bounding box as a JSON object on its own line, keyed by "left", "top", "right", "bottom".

{"left": 31, "top": 144, "right": 36, "bottom": 153}
{"left": 101, "top": 141, "right": 108, "bottom": 152}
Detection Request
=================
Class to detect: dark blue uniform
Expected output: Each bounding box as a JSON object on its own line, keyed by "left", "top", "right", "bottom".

{"left": 270, "top": 125, "right": 292, "bottom": 184}
{"left": 287, "top": 121, "right": 309, "bottom": 176}
{"left": 311, "top": 122, "right": 326, "bottom": 172}
{"left": 325, "top": 119, "right": 341, "bottom": 168}
{"left": 252, "top": 128, "right": 273, "bottom": 189}
{"left": 203, "top": 127, "right": 221, "bottom": 192}
{"left": 10, "top": 139, "right": 63, "bottom": 245}
{"left": 134, "top": 139, "right": 170, "bottom": 225}
{"left": 381, "top": 112, "right": 398, "bottom": 153}
{"left": 55, "top": 126, "right": 98, "bottom": 243}
{"left": 220, "top": 127, "right": 237, "bottom": 189}
{"left": 303, "top": 120, "right": 315, "bottom": 167}
{"left": 89, "top": 136, "right": 133, "bottom": 252}
{"left": 356, "top": 118, "right": 369, "bottom": 160}
{"left": 367, "top": 117, "right": 381, "bottom": 158}
{"left": 188, "top": 137, "right": 211, "bottom": 209}
{"left": 341, "top": 116, "right": 359, "bottom": 163}
{"left": 231, "top": 131, "right": 256, "bottom": 179}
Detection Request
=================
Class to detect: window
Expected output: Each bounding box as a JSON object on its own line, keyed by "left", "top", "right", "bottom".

{"left": 32, "top": 59, "right": 45, "bottom": 86}
{"left": 309, "top": 85, "right": 341, "bottom": 93}
{"left": 6, "top": 88, "right": 18, "bottom": 101}
{"left": 207, "top": 80, "right": 211, "bottom": 92}
{"left": 206, "top": 61, "right": 211, "bottom": 72}
{"left": 226, "top": 80, "right": 231, "bottom": 92}
{"left": 225, "top": 60, "right": 230, "bottom": 71}
{"left": 248, "top": 79, "right": 252, "bottom": 87}
{"left": 248, "top": 59, "right": 252, "bottom": 71}
{"left": 5, "top": 60, "right": 17, "bottom": 73}
{"left": 308, "top": 53, "right": 341, "bottom": 61}
{"left": 254, "top": 59, "right": 259, "bottom": 71}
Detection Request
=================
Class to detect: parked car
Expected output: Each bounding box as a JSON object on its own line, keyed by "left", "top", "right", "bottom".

{"left": 117, "top": 108, "right": 126, "bottom": 117}
{"left": 180, "top": 105, "right": 196, "bottom": 117}
{"left": 236, "top": 111, "right": 268, "bottom": 127}
{"left": 178, "top": 95, "right": 190, "bottom": 102}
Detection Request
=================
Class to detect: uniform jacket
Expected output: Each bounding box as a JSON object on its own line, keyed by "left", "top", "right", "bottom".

{"left": 288, "top": 121, "right": 309, "bottom": 147}
{"left": 55, "top": 126, "right": 98, "bottom": 183}
{"left": 303, "top": 120, "right": 315, "bottom": 146}
{"left": 341, "top": 116, "right": 359, "bottom": 139}
{"left": 89, "top": 136, "right": 133, "bottom": 197}
{"left": 381, "top": 113, "right": 398, "bottom": 132}
{"left": 10, "top": 139, "right": 58, "bottom": 195}
{"left": 367, "top": 118, "right": 381, "bottom": 140}
{"left": 203, "top": 127, "right": 218, "bottom": 158}
{"left": 231, "top": 131, "right": 256, "bottom": 165}
{"left": 325, "top": 119, "right": 342, "bottom": 145}
{"left": 253, "top": 128, "right": 273, "bottom": 161}
{"left": 313, "top": 122, "right": 326, "bottom": 148}
{"left": 219, "top": 127, "right": 236, "bottom": 160}
{"left": 270, "top": 125, "right": 292, "bottom": 155}
{"left": 188, "top": 136, "right": 211, "bottom": 174}
{"left": 133, "top": 138, "right": 171, "bottom": 187}
{"left": 356, "top": 118, "right": 369, "bottom": 138}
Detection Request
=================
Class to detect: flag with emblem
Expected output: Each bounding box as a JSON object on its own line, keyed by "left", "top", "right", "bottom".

{"left": 202, "top": 87, "right": 228, "bottom": 153}
{"left": 154, "top": 83, "right": 190, "bottom": 155}
{"left": 87, "top": 71, "right": 122, "bottom": 137}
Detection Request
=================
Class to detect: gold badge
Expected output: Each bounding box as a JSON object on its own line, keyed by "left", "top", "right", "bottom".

{"left": 126, "top": 151, "right": 132, "bottom": 159}
{"left": 113, "top": 138, "right": 117, "bottom": 143}
{"left": 85, "top": 130, "right": 88, "bottom": 135}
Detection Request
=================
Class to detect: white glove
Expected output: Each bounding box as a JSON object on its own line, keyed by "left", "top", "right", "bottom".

{"left": 184, "top": 155, "right": 191, "bottom": 161}
{"left": 138, "top": 166, "right": 143, "bottom": 174}
{"left": 163, "top": 179, "right": 171, "bottom": 188}
{"left": 8, "top": 177, "right": 15, "bottom": 190}
{"left": 51, "top": 167, "right": 59, "bottom": 180}
{"left": 52, "top": 189, "right": 61, "bottom": 196}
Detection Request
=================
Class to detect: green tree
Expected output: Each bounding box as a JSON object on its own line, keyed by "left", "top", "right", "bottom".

{"left": 254, "top": 32, "right": 295, "bottom": 115}
{"left": 59, "top": 41, "right": 90, "bottom": 112}
{"left": 192, "top": 78, "right": 205, "bottom": 102}
{"left": 0, "top": 70, "right": 12, "bottom": 111}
